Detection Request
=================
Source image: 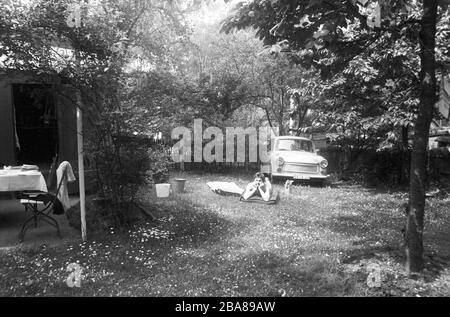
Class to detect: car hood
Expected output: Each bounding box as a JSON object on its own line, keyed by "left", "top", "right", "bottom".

{"left": 275, "top": 151, "right": 326, "bottom": 164}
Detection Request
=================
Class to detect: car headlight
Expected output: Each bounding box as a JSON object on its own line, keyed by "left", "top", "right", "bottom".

{"left": 278, "top": 156, "right": 285, "bottom": 166}
{"left": 320, "top": 159, "right": 328, "bottom": 169}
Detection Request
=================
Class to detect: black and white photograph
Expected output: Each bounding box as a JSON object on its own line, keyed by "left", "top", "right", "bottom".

{"left": 0, "top": 0, "right": 449, "bottom": 301}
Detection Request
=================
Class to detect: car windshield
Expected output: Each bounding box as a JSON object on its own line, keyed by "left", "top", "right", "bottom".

{"left": 276, "top": 139, "right": 314, "bottom": 153}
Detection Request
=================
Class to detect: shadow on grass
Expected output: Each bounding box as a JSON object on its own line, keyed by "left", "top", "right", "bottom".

{"left": 0, "top": 195, "right": 249, "bottom": 296}
{"left": 184, "top": 249, "right": 364, "bottom": 296}
{"left": 141, "top": 196, "right": 249, "bottom": 249}
{"left": 325, "top": 206, "right": 450, "bottom": 281}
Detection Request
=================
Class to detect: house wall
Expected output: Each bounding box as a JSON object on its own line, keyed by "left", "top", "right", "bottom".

{"left": 0, "top": 81, "right": 16, "bottom": 166}
{"left": 0, "top": 77, "right": 80, "bottom": 167}
{"left": 56, "top": 86, "right": 78, "bottom": 167}
{"left": 0, "top": 74, "right": 97, "bottom": 196}
{"left": 0, "top": 77, "right": 80, "bottom": 186}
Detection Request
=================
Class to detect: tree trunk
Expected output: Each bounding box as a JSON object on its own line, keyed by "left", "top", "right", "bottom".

{"left": 405, "top": 0, "right": 438, "bottom": 274}
{"left": 279, "top": 91, "right": 285, "bottom": 136}
{"left": 400, "top": 125, "right": 410, "bottom": 184}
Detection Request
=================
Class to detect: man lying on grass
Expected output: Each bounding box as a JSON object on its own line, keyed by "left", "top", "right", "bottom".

{"left": 242, "top": 172, "right": 273, "bottom": 202}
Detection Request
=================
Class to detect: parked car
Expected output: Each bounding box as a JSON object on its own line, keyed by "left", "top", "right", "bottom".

{"left": 260, "top": 136, "right": 329, "bottom": 185}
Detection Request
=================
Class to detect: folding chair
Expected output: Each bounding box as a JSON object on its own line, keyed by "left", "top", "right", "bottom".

{"left": 18, "top": 169, "right": 67, "bottom": 242}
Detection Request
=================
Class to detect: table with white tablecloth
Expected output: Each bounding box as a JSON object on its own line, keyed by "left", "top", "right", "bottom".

{"left": 0, "top": 168, "right": 53, "bottom": 242}
{"left": 0, "top": 169, "right": 47, "bottom": 192}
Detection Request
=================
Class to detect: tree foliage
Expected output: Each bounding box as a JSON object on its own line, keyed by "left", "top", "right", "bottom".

{"left": 223, "top": 0, "right": 450, "bottom": 273}
{"left": 0, "top": 0, "right": 191, "bottom": 227}
{"left": 223, "top": 0, "right": 449, "bottom": 150}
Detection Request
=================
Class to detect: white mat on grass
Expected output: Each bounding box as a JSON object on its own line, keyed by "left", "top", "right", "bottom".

{"left": 206, "top": 182, "right": 245, "bottom": 196}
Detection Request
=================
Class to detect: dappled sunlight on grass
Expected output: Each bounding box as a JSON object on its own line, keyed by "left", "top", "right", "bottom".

{"left": 1, "top": 172, "right": 449, "bottom": 296}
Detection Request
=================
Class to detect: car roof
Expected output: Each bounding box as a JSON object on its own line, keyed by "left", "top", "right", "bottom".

{"left": 274, "top": 136, "right": 312, "bottom": 141}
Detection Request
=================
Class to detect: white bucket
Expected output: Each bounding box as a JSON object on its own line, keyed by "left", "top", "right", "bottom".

{"left": 155, "top": 183, "right": 171, "bottom": 197}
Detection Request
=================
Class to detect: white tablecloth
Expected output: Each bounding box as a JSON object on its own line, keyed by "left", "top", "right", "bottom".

{"left": 0, "top": 169, "right": 48, "bottom": 192}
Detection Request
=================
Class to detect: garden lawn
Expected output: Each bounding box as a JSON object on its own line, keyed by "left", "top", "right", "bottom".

{"left": 0, "top": 172, "right": 449, "bottom": 296}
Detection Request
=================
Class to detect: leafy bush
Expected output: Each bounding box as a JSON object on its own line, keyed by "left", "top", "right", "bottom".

{"left": 84, "top": 130, "right": 173, "bottom": 228}
{"left": 148, "top": 146, "right": 173, "bottom": 184}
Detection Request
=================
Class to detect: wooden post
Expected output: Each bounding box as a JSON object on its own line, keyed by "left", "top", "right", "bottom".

{"left": 76, "top": 94, "right": 87, "bottom": 242}
{"left": 66, "top": 0, "right": 87, "bottom": 242}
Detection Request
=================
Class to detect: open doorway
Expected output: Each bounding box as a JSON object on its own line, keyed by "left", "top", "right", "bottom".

{"left": 12, "top": 84, "right": 58, "bottom": 165}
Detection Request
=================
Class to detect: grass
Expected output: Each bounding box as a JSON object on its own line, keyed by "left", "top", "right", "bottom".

{"left": 0, "top": 172, "right": 449, "bottom": 296}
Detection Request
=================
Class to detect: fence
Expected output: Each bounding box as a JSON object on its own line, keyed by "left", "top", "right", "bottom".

{"left": 319, "top": 146, "right": 450, "bottom": 187}
{"left": 169, "top": 136, "right": 450, "bottom": 187}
